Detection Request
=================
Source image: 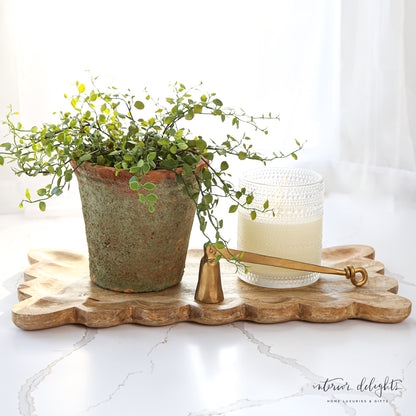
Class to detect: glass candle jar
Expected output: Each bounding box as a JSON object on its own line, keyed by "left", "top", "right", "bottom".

{"left": 237, "top": 167, "right": 324, "bottom": 288}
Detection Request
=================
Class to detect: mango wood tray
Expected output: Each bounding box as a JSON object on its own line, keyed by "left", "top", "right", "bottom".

{"left": 12, "top": 245, "right": 411, "bottom": 330}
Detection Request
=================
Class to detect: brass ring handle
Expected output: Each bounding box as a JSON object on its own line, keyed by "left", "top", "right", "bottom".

{"left": 344, "top": 266, "right": 368, "bottom": 287}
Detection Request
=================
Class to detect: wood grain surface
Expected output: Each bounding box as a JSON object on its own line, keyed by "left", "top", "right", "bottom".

{"left": 12, "top": 245, "right": 412, "bottom": 330}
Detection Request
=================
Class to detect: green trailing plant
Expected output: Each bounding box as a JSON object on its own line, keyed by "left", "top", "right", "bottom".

{"left": 0, "top": 80, "right": 302, "bottom": 254}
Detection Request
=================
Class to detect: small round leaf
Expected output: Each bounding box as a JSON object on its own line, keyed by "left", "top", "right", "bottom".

{"left": 146, "top": 193, "right": 158, "bottom": 203}
{"left": 129, "top": 181, "right": 139, "bottom": 191}
{"left": 37, "top": 188, "right": 47, "bottom": 196}
{"left": 220, "top": 161, "right": 229, "bottom": 171}
{"left": 185, "top": 109, "right": 194, "bottom": 120}
{"left": 143, "top": 182, "right": 156, "bottom": 190}
{"left": 229, "top": 205, "right": 238, "bottom": 213}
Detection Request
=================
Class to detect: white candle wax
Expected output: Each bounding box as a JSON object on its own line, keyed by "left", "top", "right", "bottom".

{"left": 238, "top": 214, "right": 323, "bottom": 278}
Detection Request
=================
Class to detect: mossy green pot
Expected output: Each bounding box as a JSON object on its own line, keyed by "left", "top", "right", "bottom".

{"left": 71, "top": 161, "right": 202, "bottom": 293}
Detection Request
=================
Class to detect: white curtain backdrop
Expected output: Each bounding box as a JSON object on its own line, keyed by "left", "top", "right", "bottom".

{"left": 325, "top": 0, "right": 416, "bottom": 202}
{"left": 340, "top": 0, "right": 416, "bottom": 171}
{"left": 1, "top": 0, "right": 415, "bottom": 217}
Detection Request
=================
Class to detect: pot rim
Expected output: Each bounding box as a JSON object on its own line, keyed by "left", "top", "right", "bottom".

{"left": 70, "top": 157, "right": 207, "bottom": 184}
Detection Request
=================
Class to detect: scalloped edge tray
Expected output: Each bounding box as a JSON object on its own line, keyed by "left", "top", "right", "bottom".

{"left": 12, "top": 245, "right": 412, "bottom": 330}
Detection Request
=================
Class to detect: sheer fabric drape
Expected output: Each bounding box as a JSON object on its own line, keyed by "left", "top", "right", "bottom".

{"left": 320, "top": 0, "right": 416, "bottom": 202}
{"left": 340, "top": 0, "right": 416, "bottom": 172}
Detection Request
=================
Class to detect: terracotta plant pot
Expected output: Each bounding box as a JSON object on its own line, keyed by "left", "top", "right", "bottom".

{"left": 71, "top": 161, "right": 202, "bottom": 293}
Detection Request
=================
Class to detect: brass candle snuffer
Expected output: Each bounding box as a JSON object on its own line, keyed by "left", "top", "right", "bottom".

{"left": 195, "top": 244, "right": 369, "bottom": 304}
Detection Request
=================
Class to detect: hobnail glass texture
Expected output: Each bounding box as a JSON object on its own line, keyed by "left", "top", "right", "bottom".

{"left": 237, "top": 167, "right": 324, "bottom": 289}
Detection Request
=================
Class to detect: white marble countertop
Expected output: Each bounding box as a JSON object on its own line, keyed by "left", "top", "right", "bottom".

{"left": 1, "top": 189, "right": 415, "bottom": 416}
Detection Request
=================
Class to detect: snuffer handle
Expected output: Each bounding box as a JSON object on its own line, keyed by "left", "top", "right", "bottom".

{"left": 215, "top": 247, "right": 368, "bottom": 287}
